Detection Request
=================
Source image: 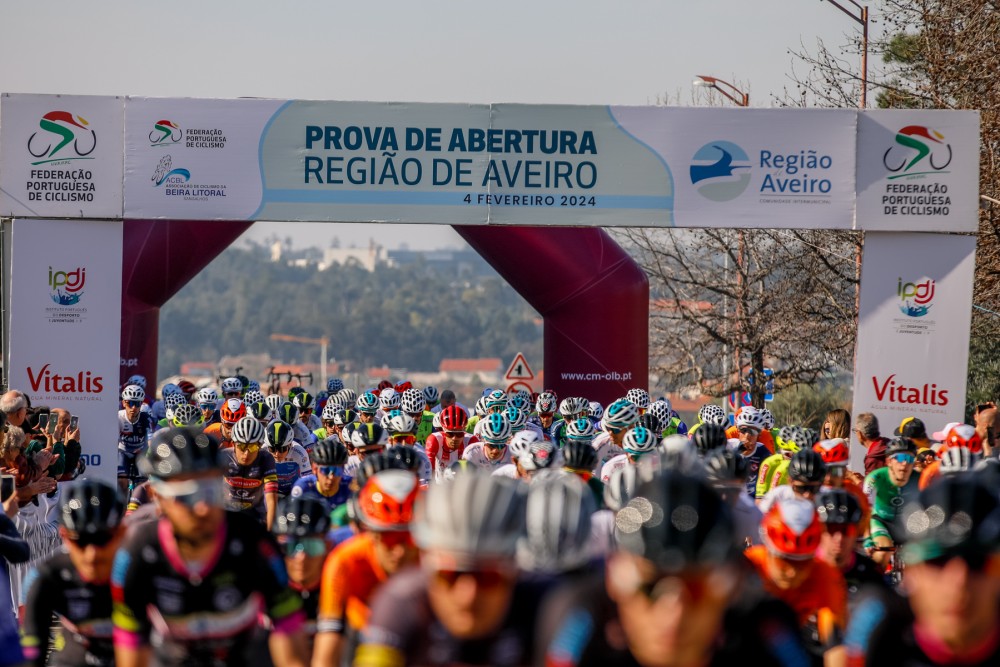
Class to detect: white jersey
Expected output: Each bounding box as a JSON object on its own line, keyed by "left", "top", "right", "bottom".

{"left": 600, "top": 453, "right": 631, "bottom": 484}
{"left": 305, "top": 413, "right": 322, "bottom": 432}
{"left": 588, "top": 509, "right": 617, "bottom": 559}
{"left": 519, "top": 422, "right": 545, "bottom": 439}
{"left": 293, "top": 420, "right": 317, "bottom": 450}
{"left": 345, "top": 454, "right": 363, "bottom": 478}
{"left": 491, "top": 463, "right": 520, "bottom": 479}
{"left": 758, "top": 484, "right": 797, "bottom": 514}
{"left": 592, "top": 433, "right": 625, "bottom": 474}
{"left": 733, "top": 494, "right": 764, "bottom": 546}
{"left": 462, "top": 442, "right": 512, "bottom": 470}
{"left": 408, "top": 443, "right": 432, "bottom": 484}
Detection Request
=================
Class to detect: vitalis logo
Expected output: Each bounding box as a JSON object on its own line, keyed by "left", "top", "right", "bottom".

{"left": 152, "top": 155, "right": 190, "bottom": 187}
{"left": 883, "top": 126, "right": 952, "bottom": 179}
{"left": 48, "top": 266, "right": 86, "bottom": 306}
{"left": 149, "top": 120, "right": 182, "bottom": 146}
{"left": 27, "top": 111, "right": 97, "bottom": 166}
{"left": 26, "top": 364, "right": 104, "bottom": 394}
{"left": 872, "top": 374, "right": 949, "bottom": 406}
{"left": 897, "top": 277, "right": 935, "bottom": 317}
{"left": 689, "top": 141, "right": 751, "bottom": 202}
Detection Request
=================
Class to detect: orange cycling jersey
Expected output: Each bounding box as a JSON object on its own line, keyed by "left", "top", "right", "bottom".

{"left": 726, "top": 426, "right": 775, "bottom": 455}
{"left": 204, "top": 422, "right": 234, "bottom": 449}
{"left": 317, "top": 533, "right": 390, "bottom": 635}
{"left": 744, "top": 545, "right": 848, "bottom": 633}
{"left": 918, "top": 460, "right": 941, "bottom": 490}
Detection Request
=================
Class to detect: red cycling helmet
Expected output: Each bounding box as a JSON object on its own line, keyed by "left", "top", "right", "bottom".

{"left": 761, "top": 498, "right": 822, "bottom": 560}
{"left": 220, "top": 398, "right": 247, "bottom": 425}
{"left": 377, "top": 380, "right": 393, "bottom": 391}
{"left": 813, "top": 438, "right": 850, "bottom": 466}
{"left": 394, "top": 381, "right": 413, "bottom": 393}
{"left": 439, "top": 405, "right": 469, "bottom": 432}
{"left": 357, "top": 470, "right": 420, "bottom": 531}
{"left": 176, "top": 379, "right": 197, "bottom": 399}
{"left": 942, "top": 423, "right": 983, "bottom": 454}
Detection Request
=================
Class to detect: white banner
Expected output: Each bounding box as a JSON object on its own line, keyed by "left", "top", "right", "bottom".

{"left": 7, "top": 219, "right": 123, "bottom": 484}
{"left": 0, "top": 94, "right": 124, "bottom": 219}
{"left": 851, "top": 232, "right": 976, "bottom": 469}
{"left": 857, "top": 110, "right": 979, "bottom": 233}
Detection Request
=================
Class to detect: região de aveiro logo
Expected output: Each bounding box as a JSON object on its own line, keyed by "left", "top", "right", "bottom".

{"left": 152, "top": 155, "right": 191, "bottom": 187}
{"left": 27, "top": 111, "right": 97, "bottom": 165}
{"left": 149, "top": 120, "right": 182, "bottom": 146}
{"left": 689, "top": 141, "right": 751, "bottom": 202}
{"left": 883, "top": 126, "right": 952, "bottom": 179}
{"left": 897, "top": 276, "right": 935, "bottom": 317}
{"left": 49, "top": 266, "right": 86, "bottom": 306}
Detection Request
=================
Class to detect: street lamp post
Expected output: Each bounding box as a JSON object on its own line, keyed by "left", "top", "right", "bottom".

{"left": 692, "top": 75, "right": 750, "bottom": 108}
{"left": 819, "top": 0, "right": 869, "bottom": 108}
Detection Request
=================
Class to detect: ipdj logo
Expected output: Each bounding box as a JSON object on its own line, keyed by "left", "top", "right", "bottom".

{"left": 149, "top": 119, "right": 182, "bottom": 146}
{"left": 883, "top": 126, "right": 952, "bottom": 179}
{"left": 689, "top": 141, "right": 751, "bottom": 202}
{"left": 151, "top": 155, "right": 190, "bottom": 187}
{"left": 27, "top": 111, "right": 97, "bottom": 165}
{"left": 49, "top": 266, "right": 86, "bottom": 306}
{"left": 897, "top": 276, "right": 935, "bottom": 317}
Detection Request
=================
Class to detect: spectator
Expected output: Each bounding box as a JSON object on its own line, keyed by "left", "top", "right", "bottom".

{"left": 974, "top": 401, "right": 999, "bottom": 458}
{"left": 855, "top": 413, "right": 889, "bottom": 475}
{"left": 822, "top": 408, "right": 851, "bottom": 440}
{"left": 0, "top": 489, "right": 29, "bottom": 666}
{"left": 0, "top": 392, "right": 28, "bottom": 430}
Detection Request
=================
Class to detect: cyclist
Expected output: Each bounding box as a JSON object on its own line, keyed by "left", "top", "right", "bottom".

{"left": 170, "top": 403, "right": 204, "bottom": 428}
{"left": 689, "top": 402, "right": 727, "bottom": 435}
{"left": 647, "top": 398, "right": 687, "bottom": 437}
{"left": 722, "top": 414, "right": 768, "bottom": 498}
{"left": 918, "top": 424, "right": 981, "bottom": 490}
{"left": 111, "top": 427, "right": 307, "bottom": 666}
{"left": 562, "top": 438, "right": 605, "bottom": 508}
{"left": 21, "top": 480, "right": 124, "bottom": 667}
{"left": 196, "top": 387, "right": 221, "bottom": 425}
{"left": 264, "top": 420, "right": 311, "bottom": 498}
{"left": 813, "top": 489, "right": 885, "bottom": 612}
{"left": 744, "top": 497, "right": 848, "bottom": 659}
{"left": 725, "top": 406, "right": 775, "bottom": 454}
{"left": 155, "top": 393, "right": 187, "bottom": 431}
{"left": 204, "top": 397, "right": 245, "bottom": 449}
{"left": 355, "top": 392, "right": 380, "bottom": 426}
{"left": 462, "top": 412, "right": 512, "bottom": 470}
{"left": 220, "top": 416, "right": 278, "bottom": 529}
{"left": 292, "top": 392, "right": 320, "bottom": 448}
{"left": 550, "top": 396, "right": 589, "bottom": 445}
{"left": 118, "top": 384, "right": 155, "bottom": 496}
{"left": 291, "top": 438, "right": 353, "bottom": 512}
{"left": 354, "top": 472, "right": 541, "bottom": 667}
{"left": 538, "top": 471, "right": 812, "bottom": 667}
{"left": 593, "top": 399, "right": 638, "bottom": 472}
{"left": 517, "top": 472, "right": 595, "bottom": 575}
{"left": 345, "top": 422, "right": 389, "bottom": 477}
{"left": 703, "top": 446, "right": 763, "bottom": 546}
{"left": 814, "top": 438, "right": 871, "bottom": 525}
{"left": 845, "top": 476, "right": 1000, "bottom": 666}
{"left": 220, "top": 376, "right": 244, "bottom": 402}
{"left": 759, "top": 449, "right": 827, "bottom": 513}
{"left": 863, "top": 437, "right": 920, "bottom": 568}
{"left": 400, "top": 388, "right": 435, "bottom": 444}
{"left": 600, "top": 425, "right": 658, "bottom": 482}
{"left": 314, "top": 469, "right": 421, "bottom": 666}
{"left": 755, "top": 425, "right": 812, "bottom": 503}
{"left": 422, "top": 385, "right": 439, "bottom": 412}
{"left": 425, "top": 405, "right": 476, "bottom": 476}
{"left": 533, "top": 391, "right": 559, "bottom": 438}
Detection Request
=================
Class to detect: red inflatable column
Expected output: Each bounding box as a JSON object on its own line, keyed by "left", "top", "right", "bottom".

{"left": 120, "top": 219, "right": 253, "bottom": 386}
{"left": 454, "top": 225, "right": 648, "bottom": 405}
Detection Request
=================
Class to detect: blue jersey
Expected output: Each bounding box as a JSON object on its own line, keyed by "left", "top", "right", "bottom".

{"left": 290, "top": 474, "right": 353, "bottom": 512}
{"left": 739, "top": 443, "right": 770, "bottom": 498}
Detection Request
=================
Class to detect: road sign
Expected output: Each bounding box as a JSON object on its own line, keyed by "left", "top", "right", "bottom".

{"left": 507, "top": 381, "right": 534, "bottom": 396}
{"left": 746, "top": 368, "right": 775, "bottom": 402}
{"left": 728, "top": 392, "right": 752, "bottom": 411}
{"left": 505, "top": 352, "right": 535, "bottom": 381}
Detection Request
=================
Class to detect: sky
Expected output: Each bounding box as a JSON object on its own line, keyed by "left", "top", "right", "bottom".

{"left": 0, "top": 0, "right": 873, "bottom": 250}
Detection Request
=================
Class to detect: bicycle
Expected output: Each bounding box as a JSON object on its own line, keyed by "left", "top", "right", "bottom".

{"left": 871, "top": 545, "right": 904, "bottom": 587}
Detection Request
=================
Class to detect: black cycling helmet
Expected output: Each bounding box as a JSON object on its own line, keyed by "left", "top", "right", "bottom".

{"left": 265, "top": 421, "right": 294, "bottom": 450}
{"left": 236, "top": 375, "right": 250, "bottom": 394}
{"left": 703, "top": 447, "right": 748, "bottom": 483}
{"left": 353, "top": 452, "right": 407, "bottom": 489}
{"left": 249, "top": 401, "right": 271, "bottom": 422}
{"left": 275, "top": 401, "right": 299, "bottom": 425}
{"left": 310, "top": 438, "right": 348, "bottom": 466}
{"left": 561, "top": 438, "right": 598, "bottom": 471}
{"left": 273, "top": 496, "right": 331, "bottom": 537}
{"left": 385, "top": 445, "right": 422, "bottom": 474}
{"left": 801, "top": 428, "right": 821, "bottom": 449}
{"left": 901, "top": 475, "right": 1000, "bottom": 564}
{"left": 885, "top": 437, "right": 917, "bottom": 456}
{"left": 814, "top": 489, "right": 863, "bottom": 526}
{"left": 691, "top": 423, "right": 729, "bottom": 454}
{"left": 788, "top": 449, "right": 827, "bottom": 484}
{"left": 638, "top": 413, "right": 662, "bottom": 434}
{"left": 59, "top": 480, "right": 125, "bottom": 536}
{"left": 333, "top": 408, "right": 356, "bottom": 426}
{"left": 616, "top": 471, "right": 736, "bottom": 573}
{"left": 138, "top": 427, "right": 221, "bottom": 479}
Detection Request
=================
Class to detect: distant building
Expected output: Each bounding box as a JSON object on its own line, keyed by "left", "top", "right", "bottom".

{"left": 319, "top": 240, "right": 391, "bottom": 272}
{"left": 439, "top": 358, "right": 504, "bottom": 386}
{"left": 388, "top": 248, "right": 494, "bottom": 277}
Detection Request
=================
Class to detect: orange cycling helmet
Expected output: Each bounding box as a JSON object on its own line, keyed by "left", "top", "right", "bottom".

{"left": 761, "top": 498, "right": 822, "bottom": 560}
{"left": 943, "top": 423, "right": 983, "bottom": 454}
{"left": 813, "top": 438, "right": 850, "bottom": 466}
{"left": 357, "top": 469, "right": 421, "bottom": 531}
{"left": 439, "top": 405, "right": 469, "bottom": 432}
{"left": 220, "top": 398, "right": 247, "bottom": 425}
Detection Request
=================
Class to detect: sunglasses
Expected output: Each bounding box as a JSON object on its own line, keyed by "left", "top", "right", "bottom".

{"left": 891, "top": 453, "right": 916, "bottom": 464}
{"left": 444, "top": 431, "right": 466, "bottom": 438}
{"left": 318, "top": 465, "right": 344, "bottom": 477}
{"left": 375, "top": 530, "right": 414, "bottom": 549}
{"left": 791, "top": 482, "right": 821, "bottom": 495}
{"left": 125, "top": 400, "right": 142, "bottom": 408}
{"left": 235, "top": 443, "right": 260, "bottom": 453}
{"left": 485, "top": 442, "right": 507, "bottom": 449}
{"left": 738, "top": 427, "right": 758, "bottom": 435}
{"left": 282, "top": 538, "right": 328, "bottom": 558}
{"left": 224, "top": 392, "right": 242, "bottom": 398}
{"left": 69, "top": 530, "right": 117, "bottom": 548}
{"left": 199, "top": 403, "right": 216, "bottom": 411}
{"left": 432, "top": 568, "right": 508, "bottom": 590}
{"left": 391, "top": 435, "right": 416, "bottom": 445}
{"left": 271, "top": 444, "right": 290, "bottom": 453}
{"left": 323, "top": 420, "right": 337, "bottom": 428}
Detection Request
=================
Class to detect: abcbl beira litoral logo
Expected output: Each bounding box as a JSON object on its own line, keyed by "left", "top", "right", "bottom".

{"left": 149, "top": 120, "right": 182, "bottom": 146}
{"left": 898, "top": 276, "right": 935, "bottom": 317}
{"left": 27, "top": 111, "right": 96, "bottom": 166}
{"left": 49, "top": 266, "right": 86, "bottom": 306}
{"left": 151, "top": 155, "right": 191, "bottom": 187}
{"left": 883, "top": 126, "right": 952, "bottom": 179}
{"left": 689, "top": 141, "right": 751, "bottom": 202}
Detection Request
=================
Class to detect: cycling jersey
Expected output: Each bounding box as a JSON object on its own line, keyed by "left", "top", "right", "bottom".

{"left": 759, "top": 484, "right": 798, "bottom": 514}
{"left": 203, "top": 422, "right": 234, "bottom": 450}
{"left": 744, "top": 546, "right": 848, "bottom": 632}
{"left": 354, "top": 568, "right": 545, "bottom": 667}
{"left": 661, "top": 415, "right": 689, "bottom": 437}
{"left": 465, "top": 414, "right": 481, "bottom": 434}
{"left": 591, "top": 433, "right": 625, "bottom": 475}
{"left": 863, "top": 467, "right": 920, "bottom": 539}
{"left": 491, "top": 463, "right": 520, "bottom": 479}
{"left": 264, "top": 443, "right": 311, "bottom": 497}
{"left": 290, "top": 474, "right": 353, "bottom": 512}
{"left": 461, "top": 442, "right": 512, "bottom": 469}
{"left": 425, "top": 432, "right": 476, "bottom": 475}
{"left": 21, "top": 552, "right": 115, "bottom": 667}
{"left": 537, "top": 571, "right": 812, "bottom": 667}
{"left": 834, "top": 552, "right": 887, "bottom": 614}
{"left": 220, "top": 448, "right": 279, "bottom": 522}
{"left": 726, "top": 425, "right": 776, "bottom": 455}
{"left": 316, "top": 533, "right": 390, "bottom": 637}
{"left": 599, "top": 453, "right": 631, "bottom": 483}
{"left": 110, "top": 513, "right": 304, "bottom": 667}
{"left": 415, "top": 411, "right": 435, "bottom": 444}
{"left": 738, "top": 442, "right": 770, "bottom": 498}
{"left": 917, "top": 460, "right": 941, "bottom": 490}
{"left": 755, "top": 453, "right": 791, "bottom": 499}
{"left": 304, "top": 413, "right": 322, "bottom": 432}
{"left": 293, "top": 421, "right": 317, "bottom": 451}
{"left": 118, "top": 410, "right": 155, "bottom": 454}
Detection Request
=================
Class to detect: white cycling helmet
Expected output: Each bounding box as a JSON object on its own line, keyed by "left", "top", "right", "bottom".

{"left": 698, "top": 403, "right": 727, "bottom": 426}
{"left": 383, "top": 410, "right": 416, "bottom": 436}
{"left": 400, "top": 388, "right": 424, "bottom": 415}
{"left": 379, "top": 388, "right": 401, "bottom": 411}
{"left": 509, "top": 430, "right": 541, "bottom": 460}
{"left": 231, "top": 416, "right": 266, "bottom": 445}
{"left": 735, "top": 406, "right": 767, "bottom": 432}
{"left": 625, "top": 388, "right": 650, "bottom": 409}
{"left": 121, "top": 385, "right": 145, "bottom": 402}
{"left": 220, "top": 377, "right": 243, "bottom": 395}
{"left": 196, "top": 387, "right": 218, "bottom": 405}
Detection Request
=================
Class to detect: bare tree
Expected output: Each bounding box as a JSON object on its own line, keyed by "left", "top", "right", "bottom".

{"left": 616, "top": 227, "right": 859, "bottom": 407}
